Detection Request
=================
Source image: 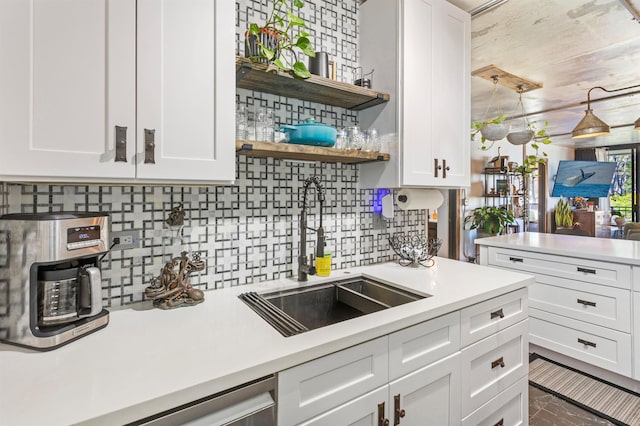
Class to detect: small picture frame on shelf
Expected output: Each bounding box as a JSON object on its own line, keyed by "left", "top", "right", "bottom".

{"left": 496, "top": 179, "right": 508, "bottom": 195}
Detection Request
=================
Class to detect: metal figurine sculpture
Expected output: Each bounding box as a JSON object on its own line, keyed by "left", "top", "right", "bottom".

{"left": 144, "top": 251, "right": 205, "bottom": 309}
{"left": 166, "top": 203, "right": 185, "bottom": 227}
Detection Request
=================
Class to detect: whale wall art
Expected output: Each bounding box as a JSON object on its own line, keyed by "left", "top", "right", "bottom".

{"left": 551, "top": 160, "right": 617, "bottom": 198}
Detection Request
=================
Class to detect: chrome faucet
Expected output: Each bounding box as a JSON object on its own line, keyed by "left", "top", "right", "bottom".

{"left": 298, "top": 176, "right": 326, "bottom": 282}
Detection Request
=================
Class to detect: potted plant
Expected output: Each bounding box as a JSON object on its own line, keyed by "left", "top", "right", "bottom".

{"left": 555, "top": 197, "right": 574, "bottom": 229}
{"left": 464, "top": 206, "right": 516, "bottom": 237}
{"left": 471, "top": 114, "right": 510, "bottom": 151}
{"left": 245, "top": 0, "right": 316, "bottom": 79}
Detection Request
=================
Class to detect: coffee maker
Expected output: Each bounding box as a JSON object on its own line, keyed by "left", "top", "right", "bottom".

{"left": 0, "top": 212, "right": 110, "bottom": 350}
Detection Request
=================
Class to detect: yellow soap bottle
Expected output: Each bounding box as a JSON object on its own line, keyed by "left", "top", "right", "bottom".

{"left": 316, "top": 248, "right": 331, "bottom": 277}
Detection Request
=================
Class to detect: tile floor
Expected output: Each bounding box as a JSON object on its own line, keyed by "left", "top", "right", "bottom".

{"left": 529, "top": 385, "right": 615, "bottom": 425}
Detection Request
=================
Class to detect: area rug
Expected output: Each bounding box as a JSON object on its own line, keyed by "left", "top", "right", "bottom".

{"left": 529, "top": 355, "right": 640, "bottom": 426}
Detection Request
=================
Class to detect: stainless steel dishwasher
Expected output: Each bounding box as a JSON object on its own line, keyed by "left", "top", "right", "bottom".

{"left": 132, "top": 375, "right": 276, "bottom": 426}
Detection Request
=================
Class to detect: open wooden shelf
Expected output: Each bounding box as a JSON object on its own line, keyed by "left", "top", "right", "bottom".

{"left": 236, "top": 140, "right": 390, "bottom": 164}
{"left": 236, "top": 56, "right": 390, "bottom": 111}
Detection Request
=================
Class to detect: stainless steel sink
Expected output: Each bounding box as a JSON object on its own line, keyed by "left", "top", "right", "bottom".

{"left": 239, "top": 277, "right": 429, "bottom": 337}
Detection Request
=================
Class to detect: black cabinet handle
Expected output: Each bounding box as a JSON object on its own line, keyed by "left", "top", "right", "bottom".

{"left": 434, "top": 159, "right": 441, "bottom": 177}
{"left": 577, "top": 299, "right": 596, "bottom": 307}
{"left": 491, "top": 356, "right": 505, "bottom": 369}
{"left": 509, "top": 257, "right": 524, "bottom": 263}
{"left": 578, "top": 338, "right": 597, "bottom": 348}
{"left": 577, "top": 267, "right": 596, "bottom": 274}
{"left": 490, "top": 308, "right": 505, "bottom": 319}
{"left": 442, "top": 159, "right": 450, "bottom": 178}
{"left": 393, "top": 394, "right": 406, "bottom": 425}
{"left": 378, "top": 402, "right": 389, "bottom": 426}
{"left": 144, "top": 128, "right": 156, "bottom": 164}
{"left": 494, "top": 419, "right": 504, "bottom": 426}
{"left": 115, "top": 125, "right": 128, "bottom": 162}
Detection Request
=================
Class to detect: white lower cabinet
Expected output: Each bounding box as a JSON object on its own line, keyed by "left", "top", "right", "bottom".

{"left": 530, "top": 308, "right": 632, "bottom": 376}
{"left": 634, "top": 292, "right": 640, "bottom": 380}
{"left": 297, "top": 386, "right": 388, "bottom": 426}
{"left": 461, "top": 378, "right": 528, "bottom": 426}
{"left": 278, "top": 291, "right": 528, "bottom": 426}
{"left": 460, "top": 320, "right": 529, "bottom": 415}
{"left": 277, "top": 336, "right": 389, "bottom": 426}
{"left": 298, "top": 353, "right": 461, "bottom": 426}
{"left": 482, "top": 245, "right": 635, "bottom": 380}
{"left": 388, "top": 352, "right": 461, "bottom": 426}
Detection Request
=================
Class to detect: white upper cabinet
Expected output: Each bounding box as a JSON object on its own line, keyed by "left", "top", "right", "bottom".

{"left": 359, "top": 0, "right": 470, "bottom": 188}
{"left": 136, "top": 0, "right": 234, "bottom": 182}
{"left": 0, "top": 0, "right": 136, "bottom": 181}
{"left": 0, "top": 0, "right": 234, "bottom": 184}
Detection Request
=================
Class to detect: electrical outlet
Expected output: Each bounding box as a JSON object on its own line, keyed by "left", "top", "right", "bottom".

{"left": 111, "top": 230, "right": 141, "bottom": 250}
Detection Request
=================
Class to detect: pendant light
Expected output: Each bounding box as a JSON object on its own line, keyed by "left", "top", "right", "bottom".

{"left": 572, "top": 84, "right": 640, "bottom": 139}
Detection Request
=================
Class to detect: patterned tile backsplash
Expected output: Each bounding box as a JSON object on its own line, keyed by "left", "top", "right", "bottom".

{"left": 0, "top": 0, "right": 427, "bottom": 308}
{"left": 2, "top": 159, "right": 425, "bottom": 307}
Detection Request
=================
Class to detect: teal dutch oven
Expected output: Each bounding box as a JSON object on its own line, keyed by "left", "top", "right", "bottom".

{"left": 280, "top": 119, "right": 337, "bottom": 147}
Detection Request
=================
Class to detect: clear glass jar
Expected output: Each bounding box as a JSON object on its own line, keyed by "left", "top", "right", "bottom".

{"left": 364, "top": 128, "right": 380, "bottom": 152}
{"left": 335, "top": 128, "right": 348, "bottom": 149}
{"left": 348, "top": 126, "right": 366, "bottom": 150}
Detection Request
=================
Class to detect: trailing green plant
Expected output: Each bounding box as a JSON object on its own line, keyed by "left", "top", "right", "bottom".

{"left": 555, "top": 197, "right": 573, "bottom": 228}
{"left": 516, "top": 121, "right": 552, "bottom": 175}
{"left": 464, "top": 205, "right": 515, "bottom": 235}
{"left": 246, "top": 0, "right": 315, "bottom": 79}
{"left": 470, "top": 114, "right": 508, "bottom": 151}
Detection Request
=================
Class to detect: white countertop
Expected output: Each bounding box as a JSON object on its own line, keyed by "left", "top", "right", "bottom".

{"left": 0, "top": 258, "right": 533, "bottom": 425}
{"left": 475, "top": 232, "right": 640, "bottom": 265}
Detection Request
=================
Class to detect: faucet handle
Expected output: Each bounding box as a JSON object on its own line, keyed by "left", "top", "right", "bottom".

{"left": 309, "top": 254, "right": 317, "bottom": 275}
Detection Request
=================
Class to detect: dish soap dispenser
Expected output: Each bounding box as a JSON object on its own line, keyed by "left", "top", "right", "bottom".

{"left": 316, "top": 246, "right": 331, "bottom": 277}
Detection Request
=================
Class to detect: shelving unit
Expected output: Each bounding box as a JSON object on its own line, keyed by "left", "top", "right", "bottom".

{"left": 236, "top": 140, "right": 390, "bottom": 164}
{"left": 235, "top": 56, "right": 390, "bottom": 111}
{"left": 482, "top": 167, "right": 525, "bottom": 231}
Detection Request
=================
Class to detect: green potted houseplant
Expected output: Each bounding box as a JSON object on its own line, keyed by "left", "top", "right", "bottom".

{"left": 471, "top": 114, "right": 510, "bottom": 151}
{"left": 245, "top": 0, "right": 316, "bottom": 79}
{"left": 514, "top": 121, "right": 553, "bottom": 175}
{"left": 464, "top": 206, "right": 516, "bottom": 237}
{"left": 555, "top": 197, "right": 574, "bottom": 229}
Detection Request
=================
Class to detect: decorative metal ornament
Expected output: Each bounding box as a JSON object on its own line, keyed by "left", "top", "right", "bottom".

{"left": 388, "top": 234, "right": 442, "bottom": 267}
{"left": 144, "top": 251, "right": 205, "bottom": 309}
{"left": 166, "top": 203, "right": 185, "bottom": 227}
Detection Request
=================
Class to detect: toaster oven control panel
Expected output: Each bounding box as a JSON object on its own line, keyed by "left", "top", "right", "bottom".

{"left": 67, "top": 225, "right": 102, "bottom": 250}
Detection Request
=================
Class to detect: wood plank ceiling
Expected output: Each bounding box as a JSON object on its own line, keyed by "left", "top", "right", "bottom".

{"left": 448, "top": 0, "right": 640, "bottom": 147}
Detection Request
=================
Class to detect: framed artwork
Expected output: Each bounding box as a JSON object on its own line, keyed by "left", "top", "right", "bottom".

{"left": 496, "top": 179, "right": 509, "bottom": 195}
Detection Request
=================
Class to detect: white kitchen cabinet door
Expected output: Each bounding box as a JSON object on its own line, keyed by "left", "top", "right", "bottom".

{"left": 136, "top": 0, "right": 235, "bottom": 183}
{"left": 401, "top": 0, "right": 470, "bottom": 187}
{"left": 359, "top": 0, "right": 470, "bottom": 188}
{"left": 297, "top": 386, "right": 388, "bottom": 426}
{"left": 388, "top": 352, "right": 461, "bottom": 426}
{"left": 0, "top": 0, "right": 136, "bottom": 181}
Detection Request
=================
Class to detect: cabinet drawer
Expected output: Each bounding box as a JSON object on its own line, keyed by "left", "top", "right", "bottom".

{"left": 460, "top": 288, "right": 527, "bottom": 347}
{"left": 461, "top": 377, "right": 528, "bottom": 426}
{"left": 529, "top": 308, "right": 632, "bottom": 377}
{"left": 277, "top": 336, "right": 388, "bottom": 426}
{"left": 529, "top": 275, "right": 631, "bottom": 332}
{"left": 460, "top": 320, "right": 528, "bottom": 416}
{"left": 389, "top": 311, "right": 460, "bottom": 380}
{"left": 487, "top": 247, "right": 631, "bottom": 290}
